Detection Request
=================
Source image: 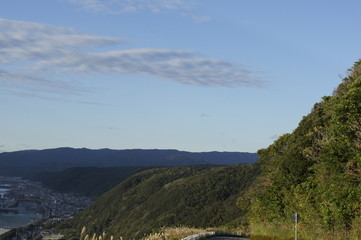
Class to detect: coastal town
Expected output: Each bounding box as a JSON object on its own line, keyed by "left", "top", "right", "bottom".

{"left": 0, "top": 176, "right": 92, "bottom": 239}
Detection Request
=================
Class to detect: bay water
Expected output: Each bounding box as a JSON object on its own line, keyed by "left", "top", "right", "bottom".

{"left": 0, "top": 188, "right": 42, "bottom": 229}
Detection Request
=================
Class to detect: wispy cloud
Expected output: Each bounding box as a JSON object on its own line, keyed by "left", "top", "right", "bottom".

{"left": 0, "top": 18, "right": 264, "bottom": 99}
{"left": 193, "top": 15, "right": 212, "bottom": 23}
{"left": 0, "top": 17, "right": 118, "bottom": 96}
{"left": 68, "top": 0, "right": 190, "bottom": 14}
{"left": 0, "top": 18, "right": 122, "bottom": 63}
{"left": 0, "top": 87, "right": 109, "bottom": 106}
{"left": 67, "top": 0, "right": 210, "bottom": 24}
{"left": 0, "top": 69, "right": 76, "bottom": 93}
{"left": 37, "top": 48, "right": 263, "bottom": 87}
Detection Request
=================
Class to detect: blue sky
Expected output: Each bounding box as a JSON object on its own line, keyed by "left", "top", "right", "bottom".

{"left": 1, "top": 0, "right": 360, "bottom": 153}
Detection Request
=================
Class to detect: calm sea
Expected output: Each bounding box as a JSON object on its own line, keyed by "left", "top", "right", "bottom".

{"left": 0, "top": 188, "right": 9, "bottom": 194}
{"left": 0, "top": 201, "right": 42, "bottom": 229}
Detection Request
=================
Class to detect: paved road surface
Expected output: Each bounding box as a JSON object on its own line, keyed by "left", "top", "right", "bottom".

{"left": 0, "top": 228, "right": 11, "bottom": 236}
{"left": 208, "top": 236, "right": 249, "bottom": 240}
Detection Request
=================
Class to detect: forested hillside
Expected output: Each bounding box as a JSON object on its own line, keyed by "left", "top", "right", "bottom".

{"left": 240, "top": 61, "right": 361, "bottom": 239}
{"left": 31, "top": 167, "right": 151, "bottom": 197}
{"left": 58, "top": 164, "right": 260, "bottom": 239}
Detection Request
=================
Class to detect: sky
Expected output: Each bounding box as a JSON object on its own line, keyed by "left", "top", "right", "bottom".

{"left": 1, "top": 0, "right": 361, "bottom": 153}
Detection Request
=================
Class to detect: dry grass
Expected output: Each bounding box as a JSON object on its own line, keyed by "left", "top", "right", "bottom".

{"left": 141, "top": 227, "right": 207, "bottom": 240}
{"left": 79, "top": 226, "right": 209, "bottom": 240}
{"left": 80, "top": 227, "right": 123, "bottom": 240}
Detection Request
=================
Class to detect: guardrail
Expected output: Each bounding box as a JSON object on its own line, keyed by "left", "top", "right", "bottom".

{"left": 181, "top": 231, "right": 248, "bottom": 240}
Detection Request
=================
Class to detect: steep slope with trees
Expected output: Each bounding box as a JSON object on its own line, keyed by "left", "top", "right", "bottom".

{"left": 239, "top": 61, "right": 361, "bottom": 239}
{"left": 31, "top": 166, "right": 151, "bottom": 197}
{"left": 58, "top": 164, "right": 260, "bottom": 239}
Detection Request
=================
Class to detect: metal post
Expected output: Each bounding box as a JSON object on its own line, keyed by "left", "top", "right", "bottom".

{"left": 295, "top": 212, "right": 298, "bottom": 240}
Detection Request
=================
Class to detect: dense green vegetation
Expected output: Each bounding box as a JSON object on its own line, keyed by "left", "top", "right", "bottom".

{"left": 240, "top": 61, "right": 361, "bottom": 239}
{"left": 32, "top": 167, "right": 151, "bottom": 197}
{"left": 58, "top": 164, "right": 260, "bottom": 239}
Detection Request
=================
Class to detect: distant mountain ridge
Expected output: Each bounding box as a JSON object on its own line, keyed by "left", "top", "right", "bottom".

{"left": 0, "top": 148, "right": 258, "bottom": 177}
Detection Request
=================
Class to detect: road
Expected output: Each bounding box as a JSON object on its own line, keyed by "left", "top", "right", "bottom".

{"left": 208, "top": 237, "right": 249, "bottom": 240}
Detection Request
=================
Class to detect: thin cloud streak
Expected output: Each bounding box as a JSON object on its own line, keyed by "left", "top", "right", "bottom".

{"left": 193, "top": 15, "right": 212, "bottom": 23}
{"left": 0, "top": 18, "right": 264, "bottom": 99}
{"left": 0, "top": 88, "right": 108, "bottom": 106}
{"left": 68, "top": 0, "right": 190, "bottom": 14}
{"left": 0, "top": 69, "right": 79, "bottom": 93}
{"left": 67, "top": 0, "right": 208, "bottom": 24}
{"left": 39, "top": 48, "right": 264, "bottom": 87}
